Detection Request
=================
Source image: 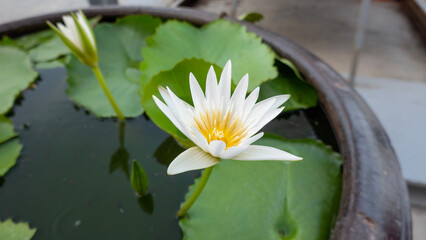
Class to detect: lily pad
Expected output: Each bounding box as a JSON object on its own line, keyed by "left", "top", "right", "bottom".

{"left": 0, "top": 116, "right": 21, "bottom": 177}
{"left": 140, "top": 19, "right": 277, "bottom": 91}
{"left": 0, "top": 139, "right": 22, "bottom": 177}
{"left": 66, "top": 15, "right": 162, "bottom": 118}
{"left": 0, "top": 45, "right": 38, "bottom": 114}
{"left": 28, "top": 35, "right": 70, "bottom": 63}
{"left": 0, "top": 115, "right": 17, "bottom": 144}
{"left": 0, "top": 219, "right": 36, "bottom": 240}
{"left": 142, "top": 59, "right": 222, "bottom": 141}
{"left": 179, "top": 134, "right": 342, "bottom": 240}
{"left": 258, "top": 59, "right": 317, "bottom": 111}
{"left": 14, "top": 29, "right": 55, "bottom": 50}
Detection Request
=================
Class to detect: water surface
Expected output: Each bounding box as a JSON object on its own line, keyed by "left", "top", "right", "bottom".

{"left": 0, "top": 67, "right": 337, "bottom": 240}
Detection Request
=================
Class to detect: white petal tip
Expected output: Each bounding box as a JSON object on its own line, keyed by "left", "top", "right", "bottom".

{"left": 166, "top": 147, "right": 220, "bottom": 175}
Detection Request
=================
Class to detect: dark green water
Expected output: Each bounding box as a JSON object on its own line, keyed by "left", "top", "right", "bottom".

{"left": 0, "top": 68, "right": 337, "bottom": 240}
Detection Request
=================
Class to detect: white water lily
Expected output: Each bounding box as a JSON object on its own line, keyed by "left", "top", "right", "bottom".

{"left": 153, "top": 60, "right": 302, "bottom": 175}
{"left": 47, "top": 10, "right": 98, "bottom": 67}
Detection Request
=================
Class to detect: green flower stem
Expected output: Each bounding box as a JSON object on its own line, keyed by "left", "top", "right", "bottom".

{"left": 177, "top": 166, "right": 214, "bottom": 218}
{"left": 92, "top": 65, "right": 125, "bottom": 121}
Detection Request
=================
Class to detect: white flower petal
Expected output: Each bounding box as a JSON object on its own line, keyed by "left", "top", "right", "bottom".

{"left": 158, "top": 86, "right": 174, "bottom": 108}
{"left": 270, "top": 94, "right": 290, "bottom": 109}
{"left": 218, "top": 60, "right": 232, "bottom": 102}
{"left": 230, "top": 74, "right": 249, "bottom": 113}
{"left": 192, "top": 127, "right": 209, "bottom": 152}
{"left": 158, "top": 87, "right": 194, "bottom": 130}
{"left": 245, "top": 97, "right": 276, "bottom": 127}
{"left": 76, "top": 11, "right": 95, "bottom": 46}
{"left": 153, "top": 95, "right": 194, "bottom": 141}
{"left": 247, "top": 107, "right": 284, "bottom": 137}
{"left": 63, "top": 15, "right": 82, "bottom": 50}
{"left": 167, "top": 147, "right": 220, "bottom": 175}
{"left": 189, "top": 73, "right": 205, "bottom": 112}
{"left": 253, "top": 95, "right": 290, "bottom": 114}
{"left": 166, "top": 87, "right": 195, "bottom": 126}
{"left": 220, "top": 144, "right": 249, "bottom": 159}
{"left": 243, "top": 132, "right": 264, "bottom": 145}
{"left": 241, "top": 87, "right": 259, "bottom": 119}
{"left": 208, "top": 140, "right": 227, "bottom": 157}
{"left": 206, "top": 66, "right": 218, "bottom": 108}
{"left": 153, "top": 96, "right": 184, "bottom": 132}
{"left": 231, "top": 145, "right": 302, "bottom": 161}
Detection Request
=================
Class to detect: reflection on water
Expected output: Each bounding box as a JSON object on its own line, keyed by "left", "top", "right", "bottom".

{"left": 109, "top": 122, "right": 130, "bottom": 178}
{"left": 138, "top": 193, "right": 154, "bottom": 215}
{"left": 154, "top": 136, "right": 184, "bottom": 167}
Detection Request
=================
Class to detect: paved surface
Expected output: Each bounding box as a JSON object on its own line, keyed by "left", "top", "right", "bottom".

{"left": 355, "top": 76, "right": 426, "bottom": 185}
{"left": 0, "top": 0, "right": 425, "bottom": 238}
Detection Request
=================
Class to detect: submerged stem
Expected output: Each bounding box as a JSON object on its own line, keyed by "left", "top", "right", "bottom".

{"left": 92, "top": 65, "right": 125, "bottom": 121}
{"left": 177, "top": 166, "right": 214, "bottom": 218}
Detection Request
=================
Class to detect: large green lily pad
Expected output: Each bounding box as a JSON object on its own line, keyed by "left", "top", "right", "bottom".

{"left": 258, "top": 59, "right": 317, "bottom": 112}
{"left": 179, "top": 134, "right": 342, "bottom": 240}
{"left": 66, "top": 15, "right": 162, "bottom": 118}
{"left": 0, "top": 45, "right": 38, "bottom": 114}
{"left": 142, "top": 59, "right": 222, "bottom": 141}
{"left": 0, "top": 219, "right": 36, "bottom": 240}
{"left": 140, "top": 19, "right": 277, "bottom": 92}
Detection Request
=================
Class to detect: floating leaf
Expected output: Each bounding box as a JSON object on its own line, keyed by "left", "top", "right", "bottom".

{"left": 0, "top": 116, "right": 21, "bottom": 177}
{"left": 0, "top": 139, "right": 22, "bottom": 177}
{"left": 0, "top": 46, "right": 38, "bottom": 114}
{"left": 66, "top": 15, "right": 162, "bottom": 118}
{"left": 0, "top": 116, "right": 17, "bottom": 144}
{"left": 0, "top": 219, "right": 36, "bottom": 240}
{"left": 238, "top": 12, "right": 264, "bottom": 23}
{"left": 179, "top": 134, "right": 342, "bottom": 240}
{"left": 258, "top": 59, "right": 317, "bottom": 111}
{"left": 14, "top": 30, "right": 55, "bottom": 50}
{"left": 142, "top": 59, "right": 222, "bottom": 141}
{"left": 0, "top": 36, "right": 20, "bottom": 48}
{"left": 140, "top": 19, "right": 277, "bottom": 91}
{"left": 131, "top": 160, "right": 149, "bottom": 197}
{"left": 34, "top": 55, "right": 71, "bottom": 69}
{"left": 278, "top": 57, "right": 304, "bottom": 80}
{"left": 28, "top": 35, "right": 70, "bottom": 63}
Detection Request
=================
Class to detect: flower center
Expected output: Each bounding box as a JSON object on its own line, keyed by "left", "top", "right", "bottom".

{"left": 193, "top": 110, "right": 247, "bottom": 149}
{"left": 208, "top": 128, "right": 225, "bottom": 142}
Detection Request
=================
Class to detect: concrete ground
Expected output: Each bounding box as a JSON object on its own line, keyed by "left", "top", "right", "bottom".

{"left": 0, "top": 0, "right": 425, "bottom": 238}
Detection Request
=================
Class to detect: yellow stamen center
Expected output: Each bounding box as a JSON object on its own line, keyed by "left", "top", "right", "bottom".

{"left": 194, "top": 110, "right": 247, "bottom": 149}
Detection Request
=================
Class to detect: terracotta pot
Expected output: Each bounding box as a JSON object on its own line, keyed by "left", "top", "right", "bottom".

{"left": 0, "top": 6, "right": 411, "bottom": 240}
